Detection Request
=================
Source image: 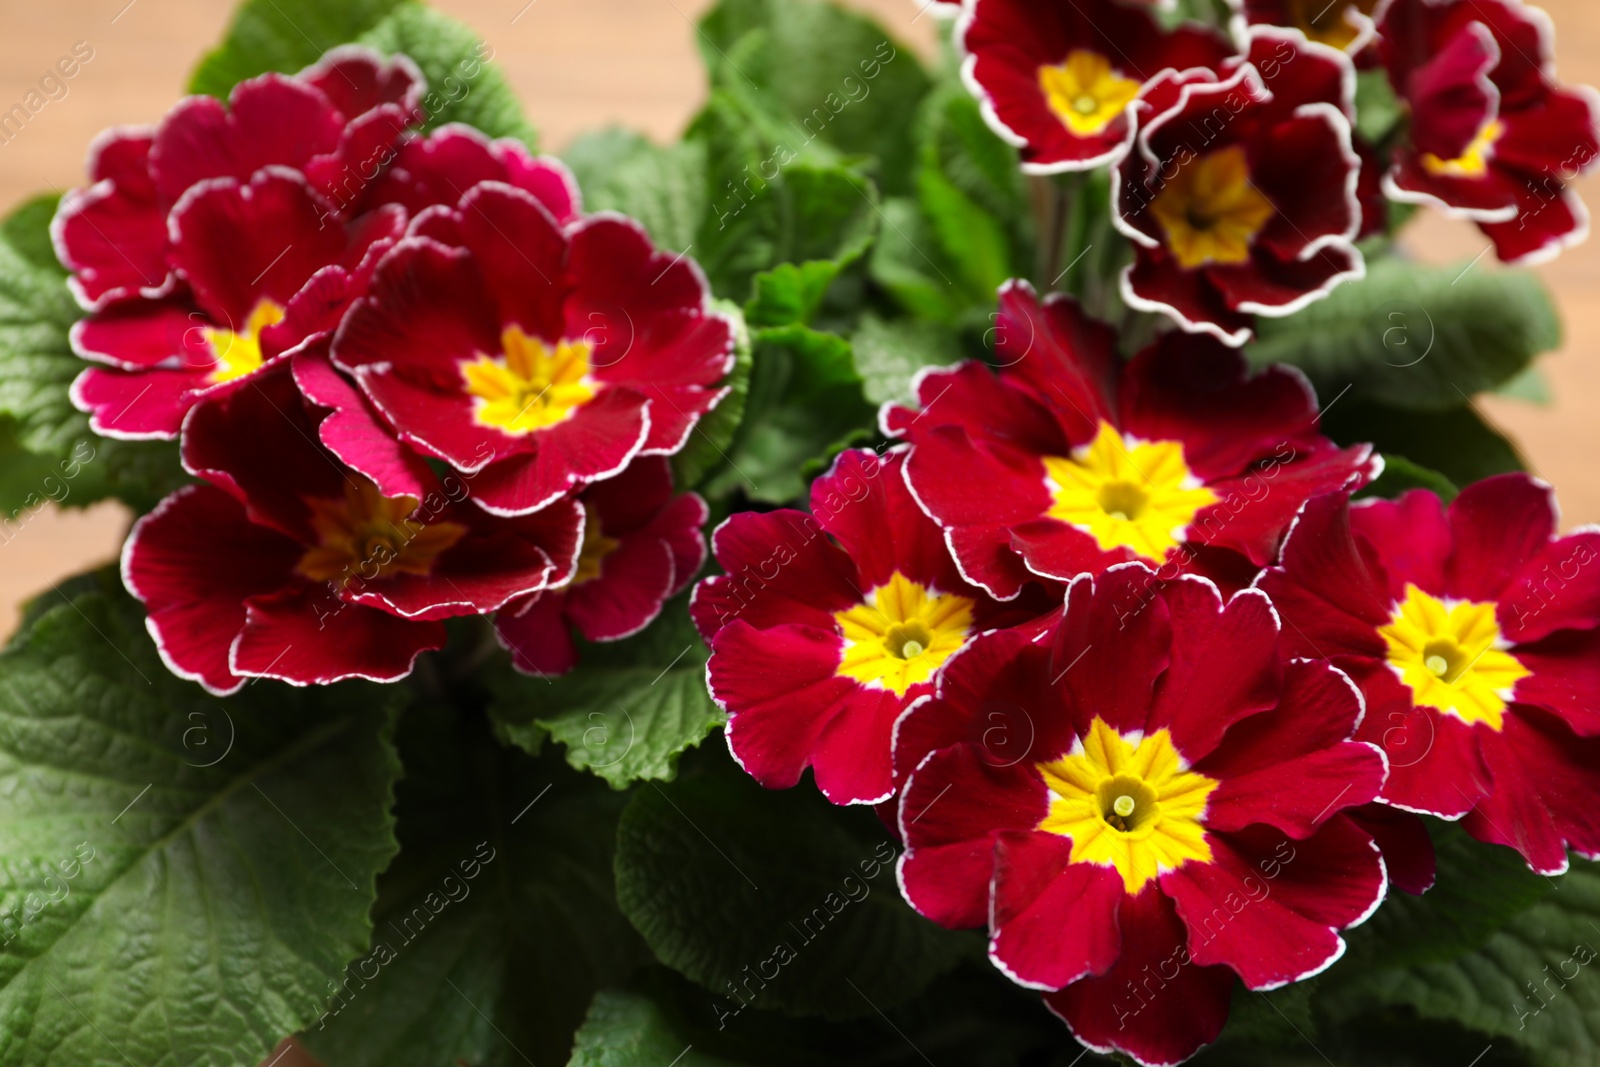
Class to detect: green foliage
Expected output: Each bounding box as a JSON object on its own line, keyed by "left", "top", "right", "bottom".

{"left": 613, "top": 756, "right": 971, "bottom": 1020}
{"left": 0, "top": 580, "right": 402, "bottom": 1067}
{"left": 1321, "top": 856, "right": 1600, "bottom": 1066}
{"left": 300, "top": 704, "right": 644, "bottom": 1067}
{"left": 696, "top": 0, "right": 931, "bottom": 195}
{"left": 487, "top": 595, "right": 723, "bottom": 789}
{"left": 1248, "top": 256, "right": 1561, "bottom": 411}
{"left": 191, "top": 0, "right": 535, "bottom": 144}
{"left": 570, "top": 990, "right": 751, "bottom": 1067}
{"left": 1361, "top": 453, "right": 1460, "bottom": 502}
{"left": 1321, "top": 400, "right": 1524, "bottom": 488}
{"left": 850, "top": 312, "right": 963, "bottom": 407}
{"left": 0, "top": 196, "right": 186, "bottom": 515}
{"left": 673, "top": 302, "right": 754, "bottom": 493}
{"left": 563, "top": 129, "right": 709, "bottom": 255}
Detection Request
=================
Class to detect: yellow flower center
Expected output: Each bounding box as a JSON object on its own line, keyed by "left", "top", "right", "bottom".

{"left": 568, "top": 508, "right": 621, "bottom": 588}
{"left": 1043, "top": 421, "right": 1217, "bottom": 562}
{"left": 1037, "top": 717, "right": 1218, "bottom": 894}
{"left": 834, "top": 572, "right": 976, "bottom": 697}
{"left": 1149, "top": 146, "right": 1277, "bottom": 269}
{"left": 1038, "top": 50, "right": 1143, "bottom": 137}
{"left": 462, "top": 326, "right": 596, "bottom": 435}
{"left": 204, "top": 300, "right": 287, "bottom": 384}
{"left": 1421, "top": 120, "right": 1504, "bottom": 179}
{"left": 1378, "top": 583, "right": 1530, "bottom": 731}
{"left": 1287, "top": 0, "right": 1378, "bottom": 50}
{"left": 296, "top": 479, "right": 467, "bottom": 587}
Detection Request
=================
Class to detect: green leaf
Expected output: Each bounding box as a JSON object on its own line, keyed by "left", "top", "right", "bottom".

{"left": 1247, "top": 256, "right": 1561, "bottom": 410}
{"left": 696, "top": 0, "right": 932, "bottom": 196}
{"left": 613, "top": 756, "right": 970, "bottom": 1020}
{"left": 0, "top": 196, "right": 188, "bottom": 514}
{"left": 569, "top": 990, "right": 751, "bottom": 1067}
{"left": 562, "top": 129, "right": 709, "bottom": 255}
{"left": 1319, "top": 857, "right": 1600, "bottom": 1067}
{"left": 688, "top": 95, "right": 880, "bottom": 301}
{"left": 357, "top": 5, "right": 537, "bottom": 143}
{"left": 673, "top": 302, "right": 753, "bottom": 492}
{"left": 850, "top": 312, "right": 963, "bottom": 407}
{"left": 1320, "top": 400, "right": 1524, "bottom": 487}
{"left": 1360, "top": 454, "right": 1460, "bottom": 503}
{"left": 869, "top": 197, "right": 964, "bottom": 323}
{"left": 1354, "top": 68, "right": 1404, "bottom": 146}
{"left": 191, "top": 0, "right": 536, "bottom": 145}
{"left": 913, "top": 86, "right": 1031, "bottom": 303}
{"left": 487, "top": 597, "right": 723, "bottom": 789}
{"left": 190, "top": 0, "right": 409, "bottom": 96}
{"left": 300, "top": 703, "right": 645, "bottom": 1067}
{"left": 746, "top": 262, "right": 844, "bottom": 329}
{"left": 1495, "top": 365, "right": 1553, "bottom": 405}
{"left": 708, "top": 325, "right": 874, "bottom": 505}
{"left": 0, "top": 582, "right": 402, "bottom": 1067}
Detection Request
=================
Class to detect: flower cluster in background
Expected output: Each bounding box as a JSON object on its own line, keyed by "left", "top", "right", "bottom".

{"left": 56, "top": 48, "right": 732, "bottom": 693}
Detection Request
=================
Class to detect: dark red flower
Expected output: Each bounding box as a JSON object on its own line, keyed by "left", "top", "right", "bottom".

{"left": 894, "top": 564, "right": 1388, "bottom": 1066}
{"left": 1112, "top": 27, "right": 1365, "bottom": 345}
{"left": 1378, "top": 0, "right": 1600, "bottom": 264}
{"left": 328, "top": 183, "right": 736, "bottom": 516}
{"left": 122, "top": 367, "right": 580, "bottom": 695}
{"left": 367, "top": 123, "right": 581, "bottom": 224}
{"left": 1258, "top": 476, "right": 1600, "bottom": 875}
{"left": 70, "top": 168, "right": 403, "bottom": 439}
{"left": 1227, "top": 0, "right": 1382, "bottom": 57}
{"left": 883, "top": 281, "right": 1375, "bottom": 601}
{"left": 52, "top": 46, "right": 423, "bottom": 309}
{"left": 494, "top": 456, "right": 707, "bottom": 677}
{"left": 958, "top": 0, "right": 1233, "bottom": 172}
{"left": 693, "top": 448, "right": 1048, "bottom": 806}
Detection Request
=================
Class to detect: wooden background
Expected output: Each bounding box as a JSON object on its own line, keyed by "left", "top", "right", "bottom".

{"left": 2, "top": 0, "right": 1598, "bottom": 639}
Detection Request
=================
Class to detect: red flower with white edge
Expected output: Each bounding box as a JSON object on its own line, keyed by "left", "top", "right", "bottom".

{"left": 122, "top": 367, "right": 581, "bottom": 695}
{"left": 69, "top": 168, "right": 403, "bottom": 439}
{"left": 367, "top": 123, "right": 581, "bottom": 225}
{"left": 328, "top": 182, "right": 736, "bottom": 516}
{"left": 1378, "top": 0, "right": 1600, "bottom": 265}
{"left": 692, "top": 448, "right": 1048, "bottom": 806}
{"left": 958, "top": 0, "right": 1233, "bottom": 173}
{"left": 495, "top": 456, "right": 707, "bottom": 677}
{"left": 1113, "top": 27, "right": 1365, "bottom": 345}
{"left": 52, "top": 46, "right": 423, "bottom": 309}
{"left": 1257, "top": 477, "right": 1600, "bottom": 875}
{"left": 894, "top": 564, "right": 1388, "bottom": 1066}
{"left": 1227, "top": 0, "right": 1382, "bottom": 57}
{"left": 883, "top": 281, "right": 1376, "bottom": 601}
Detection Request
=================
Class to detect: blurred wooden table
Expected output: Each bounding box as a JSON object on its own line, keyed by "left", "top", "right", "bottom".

{"left": 2, "top": 0, "right": 1597, "bottom": 639}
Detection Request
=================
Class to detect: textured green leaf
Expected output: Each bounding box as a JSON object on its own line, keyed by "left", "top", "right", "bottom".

{"left": 696, "top": 0, "right": 931, "bottom": 196}
{"left": 673, "top": 302, "right": 753, "bottom": 493}
{"left": 0, "top": 196, "right": 187, "bottom": 514}
{"left": 562, "top": 129, "right": 709, "bottom": 255}
{"left": 1319, "top": 858, "right": 1600, "bottom": 1067}
{"left": 1320, "top": 400, "right": 1524, "bottom": 487}
{"left": 914, "top": 87, "right": 1030, "bottom": 302}
{"left": 0, "top": 582, "right": 401, "bottom": 1067}
{"left": 868, "top": 197, "right": 965, "bottom": 324}
{"left": 614, "top": 758, "right": 969, "bottom": 1019}
{"left": 688, "top": 95, "right": 880, "bottom": 301}
{"left": 745, "top": 262, "right": 843, "bottom": 329}
{"left": 487, "top": 597, "right": 723, "bottom": 789}
{"left": 357, "top": 5, "right": 537, "bottom": 143}
{"left": 1247, "top": 257, "right": 1561, "bottom": 410}
{"left": 569, "top": 990, "right": 750, "bottom": 1067}
{"left": 189, "top": 0, "right": 409, "bottom": 96}
{"left": 850, "top": 312, "right": 963, "bottom": 407}
{"left": 191, "top": 0, "right": 535, "bottom": 145}
{"left": 300, "top": 703, "right": 644, "bottom": 1067}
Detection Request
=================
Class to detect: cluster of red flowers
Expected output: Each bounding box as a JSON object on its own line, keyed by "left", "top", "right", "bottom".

{"left": 695, "top": 283, "right": 1600, "bottom": 1064}
{"left": 56, "top": 48, "right": 730, "bottom": 692}
{"left": 952, "top": 0, "right": 1597, "bottom": 343}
